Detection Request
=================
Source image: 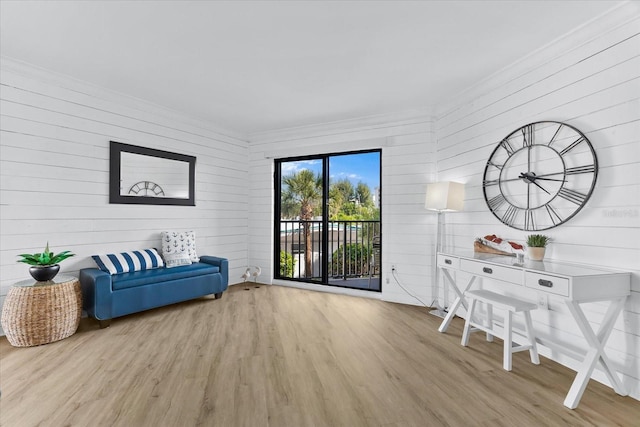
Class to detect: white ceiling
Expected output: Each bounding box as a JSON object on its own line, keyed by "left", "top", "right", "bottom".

{"left": 0, "top": 1, "right": 620, "bottom": 135}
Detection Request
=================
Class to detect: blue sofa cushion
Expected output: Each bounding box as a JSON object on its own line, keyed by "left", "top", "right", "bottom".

{"left": 111, "top": 262, "right": 220, "bottom": 290}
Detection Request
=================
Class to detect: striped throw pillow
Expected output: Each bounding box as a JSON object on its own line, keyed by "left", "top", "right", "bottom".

{"left": 92, "top": 248, "right": 164, "bottom": 275}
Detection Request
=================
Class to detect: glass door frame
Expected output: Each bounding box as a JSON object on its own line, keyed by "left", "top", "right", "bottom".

{"left": 273, "top": 148, "right": 382, "bottom": 292}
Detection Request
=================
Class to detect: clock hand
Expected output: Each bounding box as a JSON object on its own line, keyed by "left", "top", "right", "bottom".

{"left": 519, "top": 172, "right": 536, "bottom": 183}
{"left": 531, "top": 176, "right": 566, "bottom": 182}
{"left": 498, "top": 172, "right": 565, "bottom": 184}
{"left": 518, "top": 173, "right": 555, "bottom": 194}
{"left": 518, "top": 172, "right": 565, "bottom": 182}
{"left": 500, "top": 172, "right": 537, "bottom": 182}
{"left": 530, "top": 180, "right": 551, "bottom": 195}
{"left": 530, "top": 171, "right": 565, "bottom": 178}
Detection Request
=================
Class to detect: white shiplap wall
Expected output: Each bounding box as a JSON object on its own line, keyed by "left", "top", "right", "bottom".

{"left": 1, "top": 1, "right": 637, "bottom": 404}
{"left": 0, "top": 58, "right": 250, "bottom": 334}
{"left": 434, "top": 3, "right": 640, "bottom": 400}
{"left": 248, "top": 111, "right": 438, "bottom": 305}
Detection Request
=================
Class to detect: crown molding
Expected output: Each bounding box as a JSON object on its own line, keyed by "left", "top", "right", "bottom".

{"left": 435, "top": 1, "right": 639, "bottom": 119}
{"left": 249, "top": 108, "right": 434, "bottom": 144}
{"left": 0, "top": 55, "right": 248, "bottom": 142}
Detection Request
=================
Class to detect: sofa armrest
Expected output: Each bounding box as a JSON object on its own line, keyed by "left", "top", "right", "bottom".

{"left": 79, "top": 268, "right": 113, "bottom": 320}
{"left": 199, "top": 256, "right": 229, "bottom": 288}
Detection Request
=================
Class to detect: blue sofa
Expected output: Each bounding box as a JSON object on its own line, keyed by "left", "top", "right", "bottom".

{"left": 80, "top": 255, "right": 228, "bottom": 328}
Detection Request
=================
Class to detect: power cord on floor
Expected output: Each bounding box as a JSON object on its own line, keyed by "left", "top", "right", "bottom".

{"left": 390, "top": 267, "right": 433, "bottom": 308}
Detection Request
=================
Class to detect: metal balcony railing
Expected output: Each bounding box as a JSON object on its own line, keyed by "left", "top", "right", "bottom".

{"left": 279, "top": 220, "right": 381, "bottom": 281}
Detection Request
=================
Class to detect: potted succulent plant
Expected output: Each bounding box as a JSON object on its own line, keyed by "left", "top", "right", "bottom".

{"left": 526, "top": 234, "right": 550, "bottom": 261}
{"left": 17, "top": 243, "right": 75, "bottom": 282}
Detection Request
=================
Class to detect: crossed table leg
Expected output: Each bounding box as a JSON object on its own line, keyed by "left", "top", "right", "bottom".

{"left": 437, "top": 270, "right": 476, "bottom": 333}
{"left": 436, "top": 268, "right": 628, "bottom": 409}
{"left": 563, "top": 297, "right": 628, "bottom": 409}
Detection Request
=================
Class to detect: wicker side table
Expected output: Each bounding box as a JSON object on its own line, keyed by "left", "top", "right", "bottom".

{"left": 1, "top": 275, "right": 82, "bottom": 347}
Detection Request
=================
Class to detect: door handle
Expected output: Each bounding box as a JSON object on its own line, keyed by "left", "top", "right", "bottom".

{"left": 445, "top": 259, "right": 452, "bottom": 265}
{"left": 482, "top": 267, "right": 493, "bottom": 274}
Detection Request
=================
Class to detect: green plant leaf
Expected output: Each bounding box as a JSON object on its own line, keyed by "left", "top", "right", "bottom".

{"left": 50, "top": 251, "right": 75, "bottom": 264}
{"left": 17, "top": 254, "right": 42, "bottom": 265}
{"left": 526, "top": 234, "right": 550, "bottom": 247}
{"left": 17, "top": 244, "right": 75, "bottom": 266}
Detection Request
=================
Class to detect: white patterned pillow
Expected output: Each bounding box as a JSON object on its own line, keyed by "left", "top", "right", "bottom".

{"left": 164, "top": 252, "right": 192, "bottom": 268}
{"left": 92, "top": 249, "right": 164, "bottom": 275}
{"left": 161, "top": 230, "right": 199, "bottom": 262}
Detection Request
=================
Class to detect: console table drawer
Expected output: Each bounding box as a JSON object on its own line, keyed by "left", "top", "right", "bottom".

{"left": 525, "top": 272, "right": 569, "bottom": 297}
{"left": 437, "top": 254, "right": 459, "bottom": 269}
{"left": 460, "top": 259, "right": 522, "bottom": 284}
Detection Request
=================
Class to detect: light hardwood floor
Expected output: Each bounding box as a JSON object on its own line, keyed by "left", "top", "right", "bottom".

{"left": 0, "top": 284, "right": 637, "bottom": 426}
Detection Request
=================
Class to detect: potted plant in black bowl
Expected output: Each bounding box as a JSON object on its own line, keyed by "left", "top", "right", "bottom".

{"left": 17, "top": 243, "right": 75, "bottom": 282}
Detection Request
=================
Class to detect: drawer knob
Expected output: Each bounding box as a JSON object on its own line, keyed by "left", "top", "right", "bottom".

{"left": 445, "top": 259, "right": 452, "bottom": 265}
{"left": 482, "top": 267, "right": 493, "bottom": 274}
{"left": 538, "top": 279, "right": 553, "bottom": 288}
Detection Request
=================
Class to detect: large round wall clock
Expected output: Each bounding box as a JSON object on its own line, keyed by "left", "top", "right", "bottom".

{"left": 128, "top": 181, "right": 165, "bottom": 197}
{"left": 482, "top": 121, "right": 598, "bottom": 231}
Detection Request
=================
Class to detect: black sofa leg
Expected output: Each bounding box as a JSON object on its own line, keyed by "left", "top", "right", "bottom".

{"left": 98, "top": 319, "right": 111, "bottom": 329}
{"left": 214, "top": 292, "right": 223, "bottom": 299}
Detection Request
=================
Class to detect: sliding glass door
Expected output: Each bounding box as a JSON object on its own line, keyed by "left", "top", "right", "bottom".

{"left": 277, "top": 157, "right": 325, "bottom": 282}
{"left": 275, "top": 150, "right": 381, "bottom": 291}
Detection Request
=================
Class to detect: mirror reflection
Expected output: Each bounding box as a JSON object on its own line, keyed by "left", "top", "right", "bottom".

{"left": 109, "top": 141, "right": 196, "bottom": 206}
{"left": 120, "top": 152, "right": 190, "bottom": 199}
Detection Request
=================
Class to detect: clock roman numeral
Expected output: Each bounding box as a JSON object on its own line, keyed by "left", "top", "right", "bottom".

{"left": 524, "top": 210, "right": 535, "bottom": 231}
{"left": 566, "top": 164, "right": 595, "bottom": 175}
{"left": 548, "top": 123, "right": 563, "bottom": 146}
{"left": 488, "top": 194, "right": 506, "bottom": 210}
{"left": 545, "top": 204, "right": 563, "bottom": 226}
{"left": 522, "top": 124, "right": 534, "bottom": 147}
{"left": 557, "top": 187, "right": 587, "bottom": 205}
{"left": 501, "top": 205, "right": 519, "bottom": 227}
{"left": 559, "top": 136, "right": 584, "bottom": 156}
{"left": 487, "top": 161, "right": 503, "bottom": 170}
{"left": 484, "top": 179, "right": 500, "bottom": 187}
{"left": 500, "top": 138, "right": 515, "bottom": 155}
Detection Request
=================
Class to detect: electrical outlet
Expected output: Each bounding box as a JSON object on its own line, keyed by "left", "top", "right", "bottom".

{"left": 386, "top": 276, "right": 390, "bottom": 284}
{"left": 537, "top": 292, "right": 548, "bottom": 310}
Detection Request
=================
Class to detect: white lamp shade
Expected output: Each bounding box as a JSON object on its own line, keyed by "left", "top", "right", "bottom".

{"left": 425, "top": 181, "right": 465, "bottom": 212}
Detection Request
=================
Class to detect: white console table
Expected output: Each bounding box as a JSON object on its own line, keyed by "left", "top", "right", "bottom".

{"left": 436, "top": 250, "right": 630, "bottom": 409}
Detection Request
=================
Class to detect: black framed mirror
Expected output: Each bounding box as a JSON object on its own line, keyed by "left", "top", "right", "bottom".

{"left": 109, "top": 141, "right": 196, "bottom": 206}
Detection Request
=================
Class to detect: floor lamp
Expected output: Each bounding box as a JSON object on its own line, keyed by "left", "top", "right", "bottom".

{"left": 425, "top": 181, "right": 465, "bottom": 318}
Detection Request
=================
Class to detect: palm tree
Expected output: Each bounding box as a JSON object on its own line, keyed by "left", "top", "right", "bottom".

{"left": 282, "top": 169, "right": 323, "bottom": 278}
{"left": 355, "top": 182, "right": 373, "bottom": 208}
{"left": 328, "top": 178, "right": 354, "bottom": 219}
